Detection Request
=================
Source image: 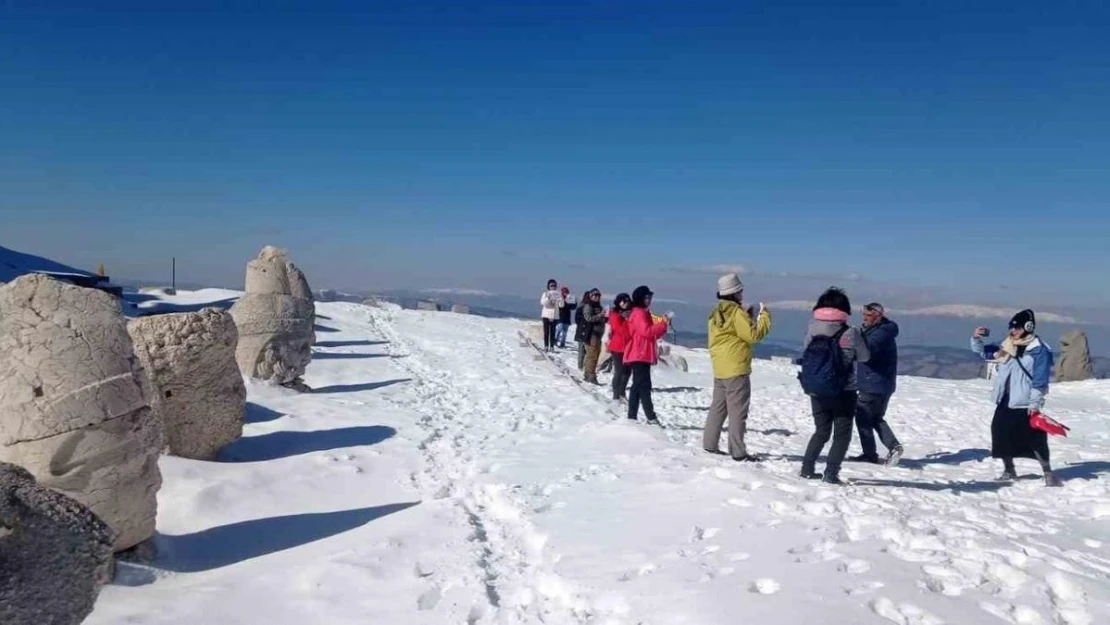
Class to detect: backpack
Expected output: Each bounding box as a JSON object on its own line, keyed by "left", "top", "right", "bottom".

{"left": 798, "top": 326, "right": 849, "bottom": 397}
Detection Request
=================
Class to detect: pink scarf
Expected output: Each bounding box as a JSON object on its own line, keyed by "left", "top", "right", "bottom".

{"left": 813, "top": 307, "right": 849, "bottom": 323}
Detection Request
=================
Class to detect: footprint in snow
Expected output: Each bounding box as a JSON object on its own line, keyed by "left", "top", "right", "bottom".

{"left": 417, "top": 585, "right": 443, "bottom": 610}
{"left": 689, "top": 526, "right": 720, "bottom": 542}
{"left": 1045, "top": 570, "right": 1093, "bottom": 625}
{"left": 749, "top": 578, "right": 780, "bottom": 594}
{"left": 844, "top": 581, "right": 884, "bottom": 596}
{"left": 920, "top": 563, "right": 973, "bottom": 596}
{"left": 838, "top": 559, "right": 872, "bottom": 575}
{"left": 870, "top": 596, "right": 943, "bottom": 625}
{"left": 980, "top": 602, "right": 1049, "bottom": 625}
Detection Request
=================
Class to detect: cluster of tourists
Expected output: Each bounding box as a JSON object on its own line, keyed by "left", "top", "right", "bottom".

{"left": 541, "top": 273, "right": 1062, "bottom": 487}
{"left": 541, "top": 279, "right": 672, "bottom": 423}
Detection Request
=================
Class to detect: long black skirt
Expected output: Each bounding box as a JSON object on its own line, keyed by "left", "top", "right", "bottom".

{"left": 991, "top": 401, "right": 1049, "bottom": 460}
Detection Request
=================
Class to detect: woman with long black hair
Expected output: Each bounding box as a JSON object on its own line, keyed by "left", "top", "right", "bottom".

{"left": 607, "top": 293, "right": 633, "bottom": 400}
{"left": 623, "top": 286, "right": 672, "bottom": 423}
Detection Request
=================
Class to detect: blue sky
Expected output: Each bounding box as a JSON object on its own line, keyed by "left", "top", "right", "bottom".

{"left": 2, "top": 1, "right": 1109, "bottom": 307}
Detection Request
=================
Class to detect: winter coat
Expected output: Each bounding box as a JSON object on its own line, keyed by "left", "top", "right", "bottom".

{"left": 540, "top": 289, "right": 561, "bottom": 320}
{"left": 558, "top": 295, "right": 577, "bottom": 325}
{"left": 579, "top": 299, "right": 607, "bottom": 341}
{"left": 708, "top": 300, "right": 771, "bottom": 379}
{"left": 624, "top": 307, "right": 669, "bottom": 364}
{"left": 802, "top": 320, "right": 871, "bottom": 392}
{"left": 573, "top": 305, "right": 586, "bottom": 342}
{"left": 607, "top": 310, "right": 631, "bottom": 354}
{"left": 857, "top": 318, "right": 899, "bottom": 395}
{"left": 971, "top": 335, "right": 1053, "bottom": 410}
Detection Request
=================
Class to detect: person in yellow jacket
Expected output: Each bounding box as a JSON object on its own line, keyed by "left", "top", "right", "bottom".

{"left": 703, "top": 273, "right": 772, "bottom": 461}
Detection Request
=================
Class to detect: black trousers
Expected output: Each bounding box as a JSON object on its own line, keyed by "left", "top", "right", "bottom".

{"left": 855, "top": 392, "right": 901, "bottom": 459}
{"left": 802, "top": 391, "right": 857, "bottom": 478}
{"left": 627, "top": 362, "right": 656, "bottom": 420}
{"left": 542, "top": 318, "right": 558, "bottom": 348}
{"left": 611, "top": 351, "right": 630, "bottom": 399}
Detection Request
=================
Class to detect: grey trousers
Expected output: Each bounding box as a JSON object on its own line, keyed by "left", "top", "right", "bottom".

{"left": 703, "top": 375, "right": 752, "bottom": 458}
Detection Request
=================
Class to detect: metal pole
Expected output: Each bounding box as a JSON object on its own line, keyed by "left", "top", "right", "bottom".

{"left": 172, "top": 257, "right": 176, "bottom": 291}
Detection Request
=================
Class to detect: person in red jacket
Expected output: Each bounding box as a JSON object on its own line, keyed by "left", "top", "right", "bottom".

{"left": 624, "top": 285, "right": 672, "bottom": 424}
{"left": 607, "top": 293, "right": 633, "bottom": 401}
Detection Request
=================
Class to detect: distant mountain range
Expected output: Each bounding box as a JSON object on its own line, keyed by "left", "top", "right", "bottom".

{"left": 365, "top": 288, "right": 1110, "bottom": 381}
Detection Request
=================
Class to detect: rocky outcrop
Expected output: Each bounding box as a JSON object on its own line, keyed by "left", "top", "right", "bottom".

{"left": 0, "top": 274, "right": 162, "bottom": 552}
{"left": 451, "top": 304, "right": 470, "bottom": 314}
{"left": 229, "top": 247, "right": 315, "bottom": 388}
{"left": 1055, "top": 330, "right": 1094, "bottom": 382}
{"left": 128, "top": 308, "right": 247, "bottom": 460}
{"left": 1, "top": 462, "right": 115, "bottom": 625}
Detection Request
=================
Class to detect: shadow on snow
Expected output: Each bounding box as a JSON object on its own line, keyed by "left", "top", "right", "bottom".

{"left": 217, "top": 426, "right": 396, "bottom": 462}
{"left": 314, "top": 339, "right": 388, "bottom": 348}
{"left": 116, "top": 502, "right": 419, "bottom": 578}
{"left": 310, "top": 379, "right": 411, "bottom": 394}
{"left": 244, "top": 402, "right": 285, "bottom": 424}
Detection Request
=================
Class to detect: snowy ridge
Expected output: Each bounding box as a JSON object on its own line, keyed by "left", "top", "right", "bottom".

{"left": 87, "top": 294, "right": 1110, "bottom": 624}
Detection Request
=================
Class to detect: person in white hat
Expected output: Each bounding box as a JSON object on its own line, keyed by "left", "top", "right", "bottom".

{"left": 703, "top": 273, "right": 771, "bottom": 461}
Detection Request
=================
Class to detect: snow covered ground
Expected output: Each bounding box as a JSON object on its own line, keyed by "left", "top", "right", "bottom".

{"left": 87, "top": 294, "right": 1110, "bottom": 625}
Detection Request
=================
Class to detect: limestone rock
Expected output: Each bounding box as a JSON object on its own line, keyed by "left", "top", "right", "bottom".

{"left": 451, "top": 304, "right": 470, "bottom": 314}
{"left": 242, "top": 245, "right": 316, "bottom": 343}
{"left": 1055, "top": 330, "right": 1094, "bottom": 382}
{"left": 416, "top": 301, "right": 441, "bottom": 311}
{"left": 0, "top": 273, "right": 161, "bottom": 552}
{"left": 230, "top": 293, "right": 314, "bottom": 385}
{"left": 128, "top": 308, "right": 247, "bottom": 460}
{"left": 0, "top": 462, "right": 115, "bottom": 625}
{"left": 229, "top": 247, "right": 315, "bottom": 386}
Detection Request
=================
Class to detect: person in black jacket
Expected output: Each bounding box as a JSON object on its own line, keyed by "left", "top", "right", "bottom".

{"left": 851, "top": 303, "right": 904, "bottom": 466}
{"left": 556, "top": 287, "right": 576, "bottom": 349}
{"left": 574, "top": 290, "right": 589, "bottom": 369}
{"left": 579, "top": 289, "right": 607, "bottom": 384}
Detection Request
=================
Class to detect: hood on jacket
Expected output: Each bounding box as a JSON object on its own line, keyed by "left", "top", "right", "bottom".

{"left": 864, "top": 317, "right": 899, "bottom": 336}
{"left": 807, "top": 319, "right": 847, "bottom": 338}
{"left": 709, "top": 299, "right": 746, "bottom": 330}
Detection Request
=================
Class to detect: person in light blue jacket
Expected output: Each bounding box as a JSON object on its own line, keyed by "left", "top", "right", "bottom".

{"left": 970, "top": 309, "right": 1061, "bottom": 486}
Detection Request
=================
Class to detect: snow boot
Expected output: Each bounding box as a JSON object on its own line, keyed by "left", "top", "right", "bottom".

{"left": 885, "top": 445, "right": 904, "bottom": 468}
{"left": 997, "top": 470, "right": 1017, "bottom": 481}
{"left": 1044, "top": 472, "right": 1063, "bottom": 487}
{"left": 848, "top": 453, "right": 880, "bottom": 464}
{"left": 821, "top": 473, "right": 845, "bottom": 485}
{"left": 799, "top": 470, "right": 823, "bottom": 480}
{"left": 733, "top": 454, "right": 762, "bottom": 463}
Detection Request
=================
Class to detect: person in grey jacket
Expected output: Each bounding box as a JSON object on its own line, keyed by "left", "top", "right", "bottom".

{"left": 851, "top": 303, "right": 904, "bottom": 466}
{"left": 798, "top": 287, "right": 870, "bottom": 485}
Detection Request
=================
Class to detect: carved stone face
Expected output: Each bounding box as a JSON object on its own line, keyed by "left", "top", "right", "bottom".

{"left": 0, "top": 274, "right": 162, "bottom": 551}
